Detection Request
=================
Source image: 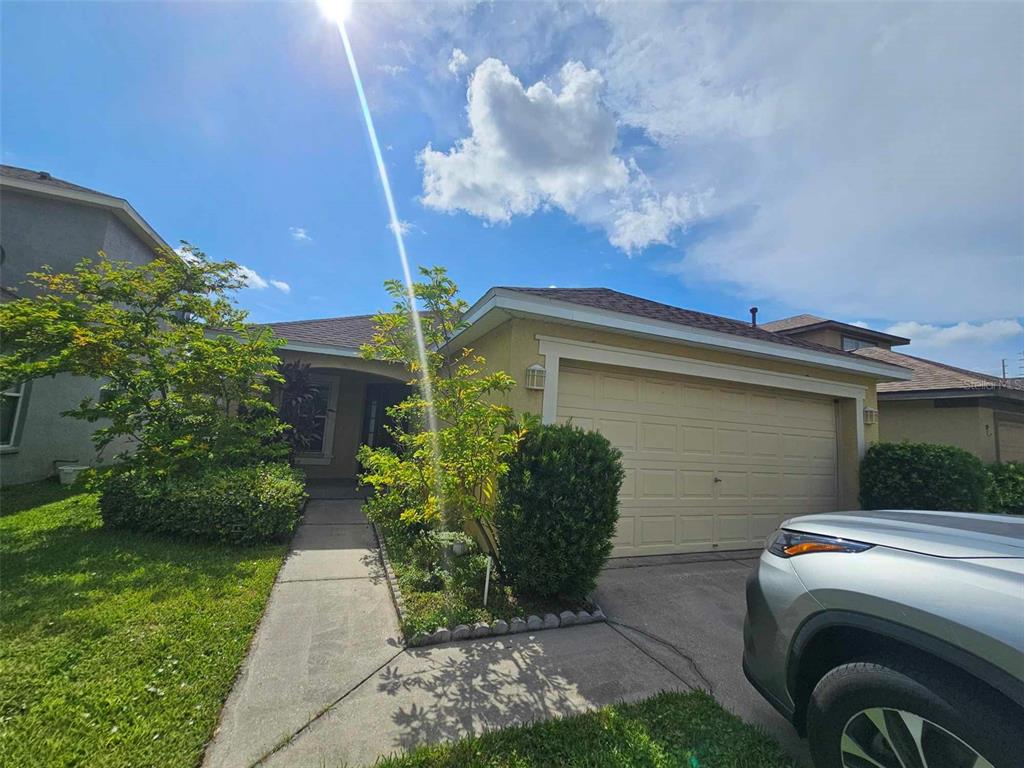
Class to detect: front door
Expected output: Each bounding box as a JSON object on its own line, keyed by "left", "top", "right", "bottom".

{"left": 360, "top": 382, "right": 409, "bottom": 454}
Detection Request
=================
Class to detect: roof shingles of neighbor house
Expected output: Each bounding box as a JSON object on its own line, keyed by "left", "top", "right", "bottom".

{"left": 0, "top": 164, "right": 122, "bottom": 200}
{"left": 758, "top": 313, "right": 827, "bottom": 333}
{"left": 854, "top": 346, "right": 1022, "bottom": 394}
{"left": 498, "top": 287, "right": 858, "bottom": 359}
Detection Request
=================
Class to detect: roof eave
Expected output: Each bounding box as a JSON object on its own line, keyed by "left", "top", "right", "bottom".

{"left": 456, "top": 288, "right": 913, "bottom": 381}
{"left": 878, "top": 387, "right": 1024, "bottom": 402}
{"left": 0, "top": 175, "right": 170, "bottom": 253}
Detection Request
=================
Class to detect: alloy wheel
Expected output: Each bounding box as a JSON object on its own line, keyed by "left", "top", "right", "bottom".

{"left": 840, "top": 707, "right": 994, "bottom": 768}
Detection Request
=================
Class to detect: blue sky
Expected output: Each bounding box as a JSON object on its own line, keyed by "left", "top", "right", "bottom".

{"left": 3, "top": 1, "right": 1022, "bottom": 375}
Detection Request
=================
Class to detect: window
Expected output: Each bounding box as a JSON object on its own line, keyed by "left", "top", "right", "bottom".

{"left": 296, "top": 375, "right": 338, "bottom": 464}
{"left": 842, "top": 336, "right": 874, "bottom": 351}
{"left": 1, "top": 383, "right": 26, "bottom": 448}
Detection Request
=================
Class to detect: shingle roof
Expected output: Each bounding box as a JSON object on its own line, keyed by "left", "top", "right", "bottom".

{"left": 265, "top": 314, "right": 378, "bottom": 349}
{"left": 0, "top": 164, "right": 121, "bottom": 200}
{"left": 854, "top": 346, "right": 1021, "bottom": 395}
{"left": 499, "top": 287, "right": 857, "bottom": 359}
{"left": 759, "top": 314, "right": 826, "bottom": 332}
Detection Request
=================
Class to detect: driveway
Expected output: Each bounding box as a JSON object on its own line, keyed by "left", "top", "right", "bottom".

{"left": 204, "top": 498, "right": 807, "bottom": 767}
{"left": 595, "top": 551, "right": 809, "bottom": 762}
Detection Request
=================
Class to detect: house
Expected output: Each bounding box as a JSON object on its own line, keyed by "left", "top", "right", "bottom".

{"left": 762, "top": 313, "right": 1024, "bottom": 464}
{"left": 269, "top": 288, "right": 910, "bottom": 557}
{"left": 0, "top": 165, "right": 170, "bottom": 485}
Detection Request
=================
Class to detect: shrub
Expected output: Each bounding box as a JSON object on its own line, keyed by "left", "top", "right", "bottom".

{"left": 496, "top": 423, "right": 624, "bottom": 601}
{"left": 859, "top": 442, "right": 986, "bottom": 512}
{"left": 99, "top": 462, "right": 306, "bottom": 544}
{"left": 986, "top": 462, "right": 1024, "bottom": 515}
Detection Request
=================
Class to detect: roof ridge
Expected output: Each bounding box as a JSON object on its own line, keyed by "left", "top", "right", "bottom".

{"left": 264, "top": 313, "right": 377, "bottom": 327}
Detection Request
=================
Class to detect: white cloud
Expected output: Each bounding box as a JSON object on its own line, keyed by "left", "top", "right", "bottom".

{"left": 420, "top": 58, "right": 703, "bottom": 251}
{"left": 447, "top": 47, "right": 468, "bottom": 77}
{"left": 235, "top": 265, "right": 269, "bottom": 290}
{"left": 883, "top": 320, "right": 1023, "bottom": 349}
{"left": 594, "top": 2, "right": 1023, "bottom": 322}
{"left": 378, "top": 63, "right": 407, "bottom": 77}
{"left": 236, "top": 266, "right": 290, "bottom": 294}
{"left": 289, "top": 226, "right": 312, "bottom": 242}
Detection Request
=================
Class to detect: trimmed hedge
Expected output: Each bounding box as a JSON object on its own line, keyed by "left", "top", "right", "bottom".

{"left": 987, "top": 462, "right": 1024, "bottom": 515}
{"left": 496, "top": 423, "right": 624, "bottom": 601}
{"left": 859, "top": 442, "right": 987, "bottom": 512}
{"left": 100, "top": 462, "right": 306, "bottom": 544}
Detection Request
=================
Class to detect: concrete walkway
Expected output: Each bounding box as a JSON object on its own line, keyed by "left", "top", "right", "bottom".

{"left": 204, "top": 500, "right": 804, "bottom": 767}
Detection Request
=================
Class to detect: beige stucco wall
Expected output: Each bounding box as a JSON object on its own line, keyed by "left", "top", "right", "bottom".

{"left": 468, "top": 317, "right": 882, "bottom": 508}
{"left": 791, "top": 327, "right": 843, "bottom": 349}
{"left": 877, "top": 400, "right": 998, "bottom": 463}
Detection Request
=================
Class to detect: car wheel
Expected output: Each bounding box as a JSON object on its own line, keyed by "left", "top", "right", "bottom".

{"left": 805, "top": 655, "right": 1020, "bottom": 768}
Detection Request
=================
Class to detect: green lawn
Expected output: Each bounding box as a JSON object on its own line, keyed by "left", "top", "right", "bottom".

{"left": 0, "top": 480, "right": 287, "bottom": 767}
{"left": 376, "top": 691, "right": 798, "bottom": 768}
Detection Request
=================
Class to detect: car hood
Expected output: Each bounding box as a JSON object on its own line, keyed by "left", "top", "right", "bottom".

{"left": 782, "top": 509, "right": 1024, "bottom": 558}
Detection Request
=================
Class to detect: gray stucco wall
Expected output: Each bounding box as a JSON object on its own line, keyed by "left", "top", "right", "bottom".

{"left": 1, "top": 188, "right": 158, "bottom": 485}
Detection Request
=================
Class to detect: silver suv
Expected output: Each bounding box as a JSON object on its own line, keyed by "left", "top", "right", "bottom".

{"left": 743, "top": 509, "right": 1024, "bottom": 768}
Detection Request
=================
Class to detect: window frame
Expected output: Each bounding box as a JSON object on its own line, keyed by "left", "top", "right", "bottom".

{"left": 1, "top": 382, "right": 27, "bottom": 450}
{"left": 294, "top": 374, "right": 339, "bottom": 466}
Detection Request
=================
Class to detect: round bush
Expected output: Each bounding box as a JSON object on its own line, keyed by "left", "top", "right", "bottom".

{"left": 99, "top": 462, "right": 306, "bottom": 544}
{"left": 859, "top": 442, "right": 986, "bottom": 512}
{"left": 986, "top": 462, "right": 1024, "bottom": 515}
{"left": 496, "top": 423, "right": 624, "bottom": 601}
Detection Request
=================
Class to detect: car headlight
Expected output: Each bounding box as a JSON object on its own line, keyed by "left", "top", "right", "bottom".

{"left": 767, "top": 529, "right": 874, "bottom": 557}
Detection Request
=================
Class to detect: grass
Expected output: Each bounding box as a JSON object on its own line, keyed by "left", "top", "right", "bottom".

{"left": 379, "top": 524, "right": 586, "bottom": 637}
{"left": 0, "top": 480, "right": 287, "bottom": 767}
{"left": 375, "top": 690, "right": 799, "bottom": 768}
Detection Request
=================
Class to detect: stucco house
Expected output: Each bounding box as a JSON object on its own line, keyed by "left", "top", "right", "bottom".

{"left": 0, "top": 165, "right": 169, "bottom": 485}
{"left": 763, "top": 314, "right": 1024, "bottom": 464}
{"left": 270, "top": 289, "right": 910, "bottom": 557}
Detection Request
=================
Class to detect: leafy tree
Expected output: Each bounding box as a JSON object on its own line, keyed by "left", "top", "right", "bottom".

{"left": 357, "top": 266, "right": 524, "bottom": 531}
{"left": 0, "top": 244, "right": 286, "bottom": 474}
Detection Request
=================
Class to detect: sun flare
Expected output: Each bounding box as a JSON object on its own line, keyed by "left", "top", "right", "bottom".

{"left": 317, "top": 0, "right": 352, "bottom": 24}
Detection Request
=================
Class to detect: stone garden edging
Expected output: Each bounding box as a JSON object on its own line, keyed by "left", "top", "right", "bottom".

{"left": 371, "top": 522, "right": 606, "bottom": 649}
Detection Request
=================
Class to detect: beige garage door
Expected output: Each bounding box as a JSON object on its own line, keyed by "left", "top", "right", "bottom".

{"left": 557, "top": 362, "right": 839, "bottom": 556}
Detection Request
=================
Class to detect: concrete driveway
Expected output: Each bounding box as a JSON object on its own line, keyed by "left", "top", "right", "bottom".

{"left": 595, "top": 551, "right": 809, "bottom": 762}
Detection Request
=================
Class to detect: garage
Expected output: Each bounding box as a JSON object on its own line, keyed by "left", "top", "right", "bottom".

{"left": 556, "top": 361, "right": 839, "bottom": 556}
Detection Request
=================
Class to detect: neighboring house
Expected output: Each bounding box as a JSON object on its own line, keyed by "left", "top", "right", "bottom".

{"left": 762, "top": 313, "right": 1024, "bottom": 464}
{"left": 270, "top": 288, "right": 910, "bottom": 557}
{"left": 0, "top": 165, "right": 169, "bottom": 485}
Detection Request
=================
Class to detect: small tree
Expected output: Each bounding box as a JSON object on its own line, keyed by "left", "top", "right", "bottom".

{"left": 357, "top": 266, "right": 524, "bottom": 531}
{"left": 0, "top": 244, "right": 286, "bottom": 475}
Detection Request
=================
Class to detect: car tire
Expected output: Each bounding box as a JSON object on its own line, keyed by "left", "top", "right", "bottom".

{"left": 806, "top": 654, "right": 1021, "bottom": 768}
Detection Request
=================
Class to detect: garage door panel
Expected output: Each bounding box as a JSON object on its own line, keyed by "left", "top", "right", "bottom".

{"left": 638, "top": 468, "right": 676, "bottom": 498}
{"left": 716, "top": 470, "right": 749, "bottom": 499}
{"left": 717, "top": 428, "right": 749, "bottom": 458}
{"left": 680, "top": 469, "right": 715, "bottom": 498}
{"left": 558, "top": 364, "right": 839, "bottom": 555}
{"left": 597, "top": 418, "right": 637, "bottom": 451}
{"left": 641, "top": 377, "right": 678, "bottom": 406}
{"left": 682, "top": 425, "right": 715, "bottom": 456}
{"left": 638, "top": 515, "right": 676, "bottom": 546}
{"left": 639, "top": 421, "right": 678, "bottom": 453}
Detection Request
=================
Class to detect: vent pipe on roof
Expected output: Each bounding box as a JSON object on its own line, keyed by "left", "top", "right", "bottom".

{"left": 749, "top": 307, "right": 758, "bottom": 328}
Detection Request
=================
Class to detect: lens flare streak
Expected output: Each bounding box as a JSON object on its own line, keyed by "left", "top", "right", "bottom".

{"left": 330, "top": 14, "right": 443, "bottom": 509}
